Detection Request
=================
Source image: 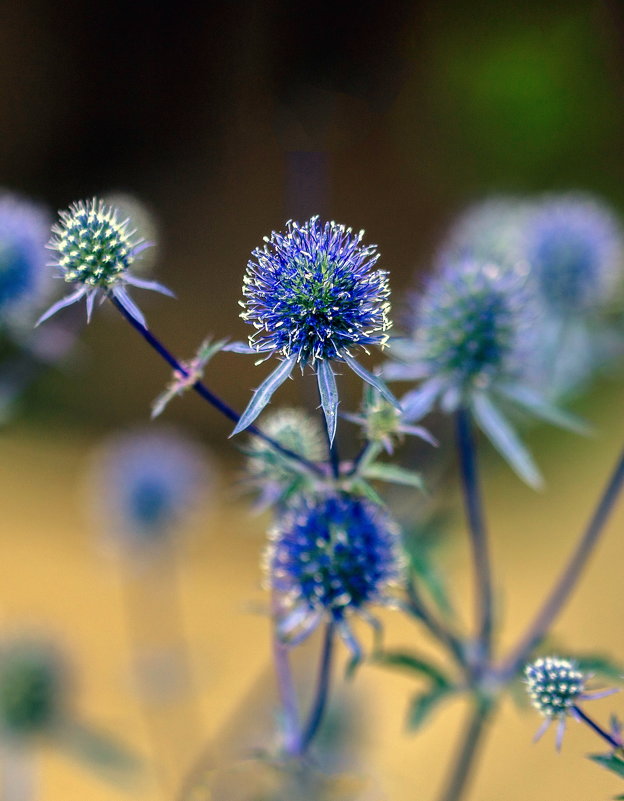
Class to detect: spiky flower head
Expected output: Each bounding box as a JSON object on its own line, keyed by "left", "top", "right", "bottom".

{"left": 0, "top": 639, "right": 67, "bottom": 739}
{"left": 245, "top": 408, "right": 325, "bottom": 508}
{"left": 525, "top": 657, "right": 585, "bottom": 719}
{"left": 232, "top": 217, "right": 398, "bottom": 443}
{"left": 37, "top": 198, "right": 173, "bottom": 328}
{"left": 242, "top": 216, "right": 390, "bottom": 364}
{"left": 0, "top": 192, "right": 51, "bottom": 327}
{"left": 266, "top": 492, "right": 405, "bottom": 656}
{"left": 526, "top": 194, "right": 624, "bottom": 317}
{"left": 386, "top": 257, "right": 588, "bottom": 488}
{"left": 88, "top": 427, "right": 212, "bottom": 553}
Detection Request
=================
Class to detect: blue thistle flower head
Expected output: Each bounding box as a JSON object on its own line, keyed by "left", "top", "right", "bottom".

{"left": 0, "top": 192, "right": 51, "bottom": 326}
{"left": 89, "top": 427, "right": 212, "bottom": 552}
{"left": 386, "top": 257, "right": 590, "bottom": 488}
{"left": 37, "top": 198, "right": 173, "bottom": 328}
{"left": 266, "top": 492, "right": 405, "bottom": 658}
{"left": 526, "top": 194, "right": 624, "bottom": 317}
{"left": 231, "top": 217, "right": 398, "bottom": 443}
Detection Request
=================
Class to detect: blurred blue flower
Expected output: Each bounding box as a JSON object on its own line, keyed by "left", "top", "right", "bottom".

{"left": 89, "top": 427, "right": 212, "bottom": 552}
{"left": 266, "top": 493, "right": 405, "bottom": 659}
{"left": 0, "top": 191, "right": 51, "bottom": 329}
{"left": 523, "top": 194, "right": 624, "bottom": 399}
{"left": 386, "top": 257, "right": 587, "bottom": 487}
{"left": 230, "top": 217, "right": 397, "bottom": 443}
{"left": 37, "top": 198, "right": 173, "bottom": 328}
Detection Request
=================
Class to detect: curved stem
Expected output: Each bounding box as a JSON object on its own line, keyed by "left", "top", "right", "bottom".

{"left": 299, "top": 622, "right": 335, "bottom": 753}
{"left": 436, "top": 699, "right": 493, "bottom": 801}
{"left": 455, "top": 408, "right": 494, "bottom": 665}
{"left": 110, "top": 295, "right": 323, "bottom": 476}
{"left": 500, "top": 447, "right": 624, "bottom": 682}
{"left": 573, "top": 705, "right": 623, "bottom": 750}
{"left": 271, "top": 591, "right": 301, "bottom": 756}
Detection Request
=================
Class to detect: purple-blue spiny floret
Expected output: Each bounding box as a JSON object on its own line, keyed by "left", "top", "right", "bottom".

{"left": 268, "top": 493, "right": 403, "bottom": 620}
{"left": 242, "top": 217, "right": 391, "bottom": 365}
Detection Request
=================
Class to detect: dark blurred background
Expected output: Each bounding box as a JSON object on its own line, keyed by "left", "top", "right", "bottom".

{"left": 4, "top": 0, "right": 624, "bottom": 445}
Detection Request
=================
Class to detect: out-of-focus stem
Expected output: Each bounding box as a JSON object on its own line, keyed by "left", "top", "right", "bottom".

{"left": 271, "top": 591, "right": 301, "bottom": 756}
{"left": 500, "top": 447, "right": 624, "bottom": 682}
{"left": 436, "top": 698, "right": 493, "bottom": 801}
{"left": 299, "top": 622, "right": 335, "bottom": 754}
{"left": 455, "top": 408, "right": 494, "bottom": 666}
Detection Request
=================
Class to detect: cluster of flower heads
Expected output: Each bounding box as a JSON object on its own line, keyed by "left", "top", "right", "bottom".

{"left": 385, "top": 192, "right": 621, "bottom": 486}
{"left": 265, "top": 492, "right": 405, "bottom": 659}
{"left": 0, "top": 191, "right": 51, "bottom": 332}
{"left": 231, "top": 216, "right": 398, "bottom": 443}
{"left": 87, "top": 426, "right": 212, "bottom": 555}
{"left": 37, "top": 198, "right": 172, "bottom": 328}
{"left": 524, "top": 656, "right": 619, "bottom": 751}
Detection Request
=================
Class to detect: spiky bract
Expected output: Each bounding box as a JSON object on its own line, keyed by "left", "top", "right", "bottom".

{"left": 266, "top": 493, "right": 404, "bottom": 654}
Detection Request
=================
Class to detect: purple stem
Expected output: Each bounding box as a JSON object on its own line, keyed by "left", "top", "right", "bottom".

{"left": 573, "top": 705, "right": 623, "bottom": 750}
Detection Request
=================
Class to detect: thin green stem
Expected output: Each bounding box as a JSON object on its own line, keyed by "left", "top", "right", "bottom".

{"left": 299, "top": 622, "right": 335, "bottom": 753}
{"left": 500, "top": 446, "right": 624, "bottom": 682}
{"left": 436, "top": 698, "right": 494, "bottom": 801}
{"left": 455, "top": 408, "right": 494, "bottom": 666}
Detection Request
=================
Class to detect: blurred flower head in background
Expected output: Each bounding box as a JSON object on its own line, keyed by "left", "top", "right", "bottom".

{"left": 87, "top": 426, "right": 214, "bottom": 556}
{"left": 0, "top": 638, "right": 68, "bottom": 740}
{"left": 0, "top": 191, "right": 51, "bottom": 336}
{"left": 244, "top": 407, "right": 325, "bottom": 509}
{"left": 266, "top": 492, "right": 405, "bottom": 657}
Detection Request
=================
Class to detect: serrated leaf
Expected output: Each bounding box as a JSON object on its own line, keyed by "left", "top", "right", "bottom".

{"left": 407, "top": 684, "right": 455, "bottom": 731}
{"left": 351, "top": 479, "right": 385, "bottom": 507}
{"left": 589, "top": 753, "right": 624, "bottom": 779}
{"left": 374, "top": 650, "right": 451, "bottom": 688}
{"left": 362, "top": 462, "right": 424, "bottom": 490}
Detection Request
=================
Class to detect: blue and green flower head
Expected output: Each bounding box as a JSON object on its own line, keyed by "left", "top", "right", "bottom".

{"left": 526, "top": 194, "right": 624, "bottom": 317}
{"left": 231, "top": 217, "right": 398, "bottom": 443}
{"left": 266, "top": 492, "right": 405, "bottom": 657}
{"left": 37, "top": 198, "right": 173, "bottom": 328}
{"left": 0, "top": 192, "right": 51, "bottom": 325}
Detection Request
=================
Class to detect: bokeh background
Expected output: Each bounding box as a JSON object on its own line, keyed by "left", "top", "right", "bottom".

{"left": 1, "top": 0, "right": 624, "bottom": 799}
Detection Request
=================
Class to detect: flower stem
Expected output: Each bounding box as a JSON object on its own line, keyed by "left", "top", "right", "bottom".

{"left": 436, "top": 698, "right": 494, "bottom": 801}
{"left": 271, "top": 591, "right": 301, "bottom": 756}
{"left": 455, "top": 407, "right": 494, "bottom": 666}
{"left": 573, "top": 705, "right": 623, "bottom": 750}
{"left": 499, "top": 446, "right": 624, "bottom": 682}
{"left": 299, "top": 622, "right": 335, "bottom": 754}
{"left": 109, "top": 295, "right": 323, "bottom": 476}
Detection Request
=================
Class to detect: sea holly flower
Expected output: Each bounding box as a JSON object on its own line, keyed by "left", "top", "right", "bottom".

{"left": 523, "top": 194, "right": 624, "bottom": 399}
{"left": 385, "top": 257, "right": 588, "bottom": 487}
{"left": 230, "top": 216, "right": 397, "bottom": 443}
{"left": 87, "top": 426, "right": 212, "bottom": 554}
{"left": 244, "top": 408, "right": 326, "bottom": 509}
{"left": 0, "top": 191, "right": 51, "bottom": 331}
{"left": 265, "top": 492, "right": 405, "bottom": 660}
{"left": 524, "top": 656, "right": 620, "bottom": 751}
{"left": 36, "top": 198, "right": 173, "bottom": 328}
